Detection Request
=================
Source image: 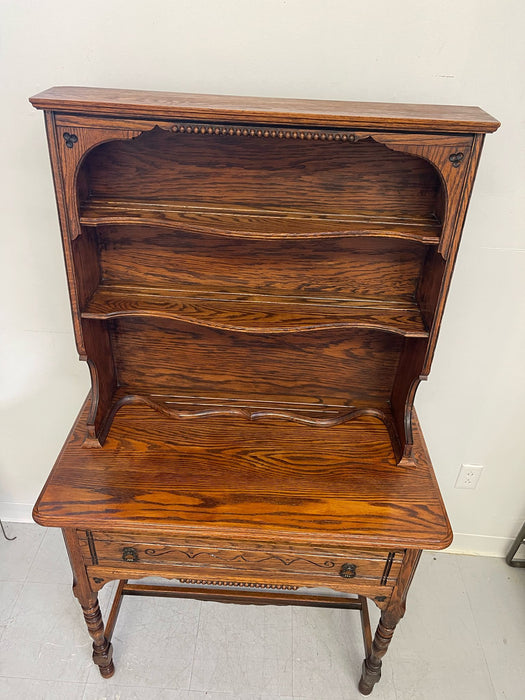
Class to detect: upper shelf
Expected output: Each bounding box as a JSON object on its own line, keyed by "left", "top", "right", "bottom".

{"left": 80, "top": 198, "right": 442, "bottom": 243}
{"left": 82, "top": 284, "right": 429, "bottom": 337}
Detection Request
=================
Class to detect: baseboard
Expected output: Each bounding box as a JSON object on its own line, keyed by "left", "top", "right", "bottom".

{"left": 0, "top": 502, "right": 34, "bottom": 523}
{"left": 445, "top": 532, "right": 513, "bottom": 558}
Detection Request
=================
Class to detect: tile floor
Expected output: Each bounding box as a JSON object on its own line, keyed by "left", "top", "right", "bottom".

{"left": 0, "top": 523, "right": 523, "bottom": 699}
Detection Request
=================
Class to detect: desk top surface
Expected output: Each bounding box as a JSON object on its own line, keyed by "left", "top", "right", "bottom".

{"left": 34, "top": 400, "right": 452, "bottom": 550}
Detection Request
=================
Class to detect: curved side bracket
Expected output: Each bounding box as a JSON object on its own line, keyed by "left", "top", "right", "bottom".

{"left": 55, "top": 125, "right": 143, "bottom": 241}
{"left": 390, "top": 338, "right": 428, "bottom": 465}
{"left": 82, "top": 319, "right": 117, "bottom": 448}
{"left": 370, "top": 133, "right": 473, "bottom": 259}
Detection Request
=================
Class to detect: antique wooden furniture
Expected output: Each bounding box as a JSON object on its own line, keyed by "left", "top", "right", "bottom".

{"left": 30, "top": 87, "right": 499, "bottom": 695}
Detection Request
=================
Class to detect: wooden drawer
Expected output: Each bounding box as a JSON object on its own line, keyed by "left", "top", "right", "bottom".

{"left": 79, "top": 530, "right": 403, "bottom": 588}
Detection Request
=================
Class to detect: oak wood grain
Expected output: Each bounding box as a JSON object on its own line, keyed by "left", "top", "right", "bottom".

{"left": 81, "top": 198, "right": 441, "bottom": 242}
{"left": 78, "top": 532, "right": 402, "bottom": 583}
{"left": 96, "top": 226, "right": 429, "bottom": 300}
{"left": 81, "top": 129, "right": 443, "bottom": 222}
{"left": 111, "top": 318, "right": 403, "bottom": 409}
{"left": 83, "top": 284, "right": 428, "bottom": 337}
{"left": 33, "top": 399, "right": 452, "bottom": 550}
{"left": 30, "top": 86, "right": 500, "bottom": 133}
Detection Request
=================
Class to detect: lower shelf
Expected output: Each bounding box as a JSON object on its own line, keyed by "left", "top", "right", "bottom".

{"left": 107, "top": 390, "right": 391, "bottom": 427}
{"left": 84, "top": 387, "right": 397, "bottom": 452}
{"left": 82, "top": 284, "right": 429, "bottom": 337}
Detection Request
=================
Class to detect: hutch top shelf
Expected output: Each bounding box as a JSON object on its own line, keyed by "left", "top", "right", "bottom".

{"left": 30, "top": 86, "right": 500, "bottom": 133}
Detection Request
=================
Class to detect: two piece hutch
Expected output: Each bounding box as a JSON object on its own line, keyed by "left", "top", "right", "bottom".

{"left": 30, "top": 87, "right": 499, "bottom": 695}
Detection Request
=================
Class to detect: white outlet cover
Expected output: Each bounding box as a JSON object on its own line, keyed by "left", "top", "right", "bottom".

{"left": 455, "top": 464, "right": 484, "bottom": 489}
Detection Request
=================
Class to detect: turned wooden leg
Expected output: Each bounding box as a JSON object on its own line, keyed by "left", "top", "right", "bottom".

{"left": 358, "top": 613, "right": 398, "bottom": 695}
{"left": 62, "top": 528, "right": 115, "bottom": 678}
{"left": 358, "top": 548, "right": 422, "bottom": 696}
{"left": 81, "top": 598, "right": 115, "bottom": 678}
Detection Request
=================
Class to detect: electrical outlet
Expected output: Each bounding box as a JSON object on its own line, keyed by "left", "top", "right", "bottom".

{"left": 455, "top": 464, "right": 483, "bottom": 489}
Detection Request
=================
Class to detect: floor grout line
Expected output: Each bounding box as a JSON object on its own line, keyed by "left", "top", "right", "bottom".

{"left": 0, "top": 676, "right": 87, "bottom": 684}
{"left": 187, "top": 598, "right": 202, "bottom": 692}
{"left": 0, "top": 524, "right": 46, "bottom": 647}
{"left": 290, "top": 606, "right": 295, "bottom": 699}
{"left": 457, "top": 558, "right": 499, "bottom": 700}
{"left": 24, "top": 524, "right": 49, "bottom": 583}
{"left": 0, "top": 584, "right": 23, "bottom": 647}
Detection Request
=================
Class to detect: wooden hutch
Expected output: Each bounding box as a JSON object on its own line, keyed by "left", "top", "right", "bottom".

{"left": 30, "top": 87, "right": 499, "bottom": 695}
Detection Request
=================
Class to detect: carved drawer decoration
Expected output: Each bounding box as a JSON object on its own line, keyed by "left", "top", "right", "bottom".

{"left": 79, "top": 530, "right": 403, "bottom": 588}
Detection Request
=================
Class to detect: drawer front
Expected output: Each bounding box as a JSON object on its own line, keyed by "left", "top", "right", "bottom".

{"left": 79, "top": 530, "right": 403, "bottom": 588}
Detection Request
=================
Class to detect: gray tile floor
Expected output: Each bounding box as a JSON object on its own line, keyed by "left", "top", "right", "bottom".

{"left": 0, "top": 523, "right": 523, "bottom": 699}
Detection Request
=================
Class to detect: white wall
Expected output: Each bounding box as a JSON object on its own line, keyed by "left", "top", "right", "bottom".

{"left": 1, "top": 0, "right": 523, "bottom": 555}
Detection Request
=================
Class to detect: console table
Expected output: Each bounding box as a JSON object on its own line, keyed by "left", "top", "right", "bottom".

{"left": 30, "top": 87, "right": 499, "bottom": 695}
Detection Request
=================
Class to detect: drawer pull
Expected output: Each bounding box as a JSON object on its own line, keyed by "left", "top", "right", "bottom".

{"left": 339, "top": 563, "right": 357, "bottom": 578}
{"left": 122, "top": 547, "right": 139, "bottom": 562}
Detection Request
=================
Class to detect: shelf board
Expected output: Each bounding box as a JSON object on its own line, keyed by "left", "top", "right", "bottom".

{"left": 82, "top": 285, "right": 429, "bottom": 337}
{"left": 80, "top": 198, "right": 442, "bottom": 244}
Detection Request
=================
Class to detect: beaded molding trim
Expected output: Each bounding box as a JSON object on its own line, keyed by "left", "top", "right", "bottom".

{"left": 179, "top": 578, "right": 298, "bottom": 590}
{"left": 169, "top": 122, "right": 360, "bottom": 142}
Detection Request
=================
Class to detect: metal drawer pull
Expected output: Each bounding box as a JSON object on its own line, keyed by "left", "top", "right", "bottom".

{"left": 122, "top": 547, "right": 139, "bottom": 562}
{"left": 339, "top": 563, "right": 357, "bottom": 578}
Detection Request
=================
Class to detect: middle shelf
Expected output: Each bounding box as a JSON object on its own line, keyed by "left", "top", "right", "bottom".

{"left": 80, "top": 198, "right": 442, "bottom": 243}
{"left": 82, "top": 284, "right": 429, "bottom": 337}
